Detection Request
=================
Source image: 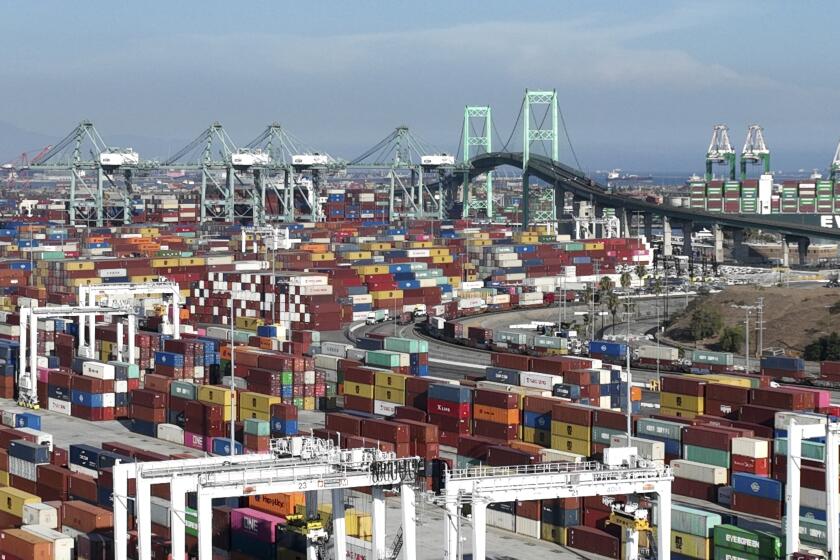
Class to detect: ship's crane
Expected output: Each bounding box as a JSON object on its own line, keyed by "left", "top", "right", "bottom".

{"left": 740, "top": 124, "right": 770, "bottom": 179}
{"left": 831, "top": 138, "right": 840, "bottom": 182}
{"left": 705, "top": 124, "right": 736, "bottom": 181}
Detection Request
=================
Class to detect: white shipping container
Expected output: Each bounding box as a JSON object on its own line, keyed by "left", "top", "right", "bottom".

{"left": 17, "top": 428, "right": 53, "bottom": 451}
{"left": 540, "top": 449, "right": 584, "bottom": 463}
{"left": 609, "top": 434, "right": 665, "bottom": 461}
{"left": 347, "top": 349, "right": 367, "bottom": 362}
{"left": 731, "top": 437, "right": 769, "bottom": 459}
{"left": 82, "top": 361, "right": 116, "bottom": 380}
{"left": 0, "top": 324, "right": 20, "bottom": 337}
{"left": 636, "top": 345, "right": 680, "bottom": 361}
{"left": 60, "top": 525, "right": 85, "bottom": 540}
{"left": 314, "top": 354, "right": 342, "bottom": 370}
{"left": 0, "top": 410, "right": 16, "bottom": 427}
{"left": 287, "top": 274, "right": 329, "bottom": 287}
{"left": 293, "top": 284, "right": 333, "bottom": 296}
{"left": 373, "top": 400, "right": 397, "bottom": 417}
{"left": 304, "top": 371, "right": 316, "bottom": 385}
{"left": 20, "top": 525, "right": 74, "bottom": 560}
{"left": 519, "top": 371, "right": 563, "bottom": 391}
{"left": 157, "top": 424, "right": 185, "bottom": 445}
{"left": 9, "top": 456, "right": 39, "bottom": 481}
{"left": 48, "top": 398, "right": 71, "bottom": 415}
{"left": 671, "top": 459, "right": 727, "bottom": 485}
{"left": 487, "top": 509, "right": 516, "bottom": 532}
{"left": 98, "top": 268, "right": 127, "bottom": 278}
{"left": 515, "top": 515, "right": 540, "bottom": 539}
{"left": 68, "top": 463, "right": 99, "bottom": 479}
{"left": 801, "top": 487, "right": 827, "bottom": 510}
{"left": 22, "top": 503, "right": 59, "bottom": 529}
{"left": 150, "top": 497, "right": 171, "bottom": 528}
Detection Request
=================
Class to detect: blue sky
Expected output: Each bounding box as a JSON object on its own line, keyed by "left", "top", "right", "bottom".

{"left": 2, "top": 1, "right": 839, "bottom": 173}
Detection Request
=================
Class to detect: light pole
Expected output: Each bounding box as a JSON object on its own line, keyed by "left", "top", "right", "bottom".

{"left": 622, "top": 309, "right": 633, "bottom": 437}
{"left": 229, "top": 295, "right": 235, "bottom": 456}
{"left": 732, "top": 299, "right": 763, "bottom": 373}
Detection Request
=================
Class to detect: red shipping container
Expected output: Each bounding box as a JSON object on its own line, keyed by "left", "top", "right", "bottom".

{"left": 427, "top": 398, "right": 471, "bottom": 420}
{"left": 552, "top": 403, "right": 592, "bottom": 426}
{"left": 472, "top": 420, "right": 518, "bottom": 441}
{"left": 672, "top": 477, "right": 719, "bottom": 502}
{"left": 566, "top": 526, "right": 620, "bottom": 559}
{"left": 731, "top": 492, "right": 781, "bottom": 519}
{"left": 660, "top": 375, "right": 705, "bottom": 396}
{"left": 731, "top": 455, "right": 770, "bottom": 476}
{"left": 749, "top": 387, "right": 813, "bottom": 410}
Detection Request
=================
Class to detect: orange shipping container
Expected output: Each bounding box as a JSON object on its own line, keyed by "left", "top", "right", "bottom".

{"left": 62, "top": 501, "right": 113, "bottom": 532}
{"left": 248, "top": 492, "right": 305, "bottom": 517}
{"left": 0, "top": 528, "right": 52, "bottom": 560}
{"left": 473, "top": 404, "right": 519, "bottom": 425}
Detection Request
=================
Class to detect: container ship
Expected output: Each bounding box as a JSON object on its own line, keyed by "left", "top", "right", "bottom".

{"left": 686, "top": 124, "right": 840, "bottom": 229}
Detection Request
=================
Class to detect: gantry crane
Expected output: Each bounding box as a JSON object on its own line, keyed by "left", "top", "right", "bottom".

{"left": 77, "top": 280, "right": 182, "bottom": 358}
{"left": 18, "top": 303, "right": 137, "bottom": 408}
{"left": 705, "top": 124, "right": 737, "bottom": 181}
{"left": 740, "top": 124, "right": 770, "bottom": 179}
{"left": 28, "top": 121, "right": 140, "bottom": 226}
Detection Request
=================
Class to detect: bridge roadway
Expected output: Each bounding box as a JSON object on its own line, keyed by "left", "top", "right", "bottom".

{"left": 464, "top": 152, "right": 840, "bottom": 241}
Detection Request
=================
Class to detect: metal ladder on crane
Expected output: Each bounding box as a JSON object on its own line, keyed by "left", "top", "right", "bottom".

{"left": 385, "top": 525, "right": 403, "bottom": 560}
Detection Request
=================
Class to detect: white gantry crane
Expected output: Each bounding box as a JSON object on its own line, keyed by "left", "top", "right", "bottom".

{"left": 781, "top": 413, "right": 840, "bottom": 559}
{"left": 18, "top": 303, "right": 136, "bottom": 408}
{"left": 77, "top": 279, "right": 182, "bottom": 358}
{"left": 439, "top": 447, "right": 673, "bottom": 560}
{"left": 113, "top": 436, "right": 422, "bottom": 560}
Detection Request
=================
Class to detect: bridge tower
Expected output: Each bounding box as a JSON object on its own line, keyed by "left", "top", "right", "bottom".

{"left": 522, "top": 90, "right": 559, "bottom": 226}
{"left": 740, "top": 125, "right": 770, "bottom": 180}
{"left": 461, "top": 106, "right": 493, "bottom": 218}
{"left": 705, "top": 124, "right": 736, "bottom": 182}
{"left": 831, "top": 139, "right": 840, "bottom": 182}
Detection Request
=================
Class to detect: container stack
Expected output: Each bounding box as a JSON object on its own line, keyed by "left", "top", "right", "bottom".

{"left": 659, "top": 375, "right": 705, "bottom": 419}
{"left": 670, "top": 505, "right": 720, "bottom": 560}
{"left": 472, "top": 388, "right": 520, "bottom": 441}
{"left": 427, "top": 383, "right": 472, "bottom": 447}
{"left": 551, "top": 402, "right": 592, "bottom": 456}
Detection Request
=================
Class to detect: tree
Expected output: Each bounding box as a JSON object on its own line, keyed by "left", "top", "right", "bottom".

{"left": 635, "top": 264, "right": 647, "bottom": 282}
{"left": 620, "top": 272, "right": 632, "bottom": 291}
{"left": 719, "top": 326, "right": 745, "bottom": 353}
{"left": 599, "top": 276, "right": 614, "bottom": 294}
{"left": 804, "top": 332, "right": 840, "bottom": 361}
{"left": 690, "top": 305, "right": 723, "bottom": 341}
{"left": 606, "top": 292, "right": 620, "bottom": 328}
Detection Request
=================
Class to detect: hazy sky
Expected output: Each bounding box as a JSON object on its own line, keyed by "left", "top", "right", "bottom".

{"left": 2, "top": 1, "right": 839, "bottom": 173}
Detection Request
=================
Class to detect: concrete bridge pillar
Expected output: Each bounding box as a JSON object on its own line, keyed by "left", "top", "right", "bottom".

{"left": 554, "top": 185, "right": 566, "bottom": 218}
{"left": 522, "top": 171, "right": 531, "bottom": 228}
{"left": 732, "top": 229, "right": 748, "bottom": 262}
{"left": 785, "top": 235, "right": 811, "bottom": 266}
{"left": 662, "top": 216, "right": 673, "bottom": 257}
{"left": 681, "top": 221, "right": 693, "bottom": 258}
{"left": 712, "top": 224, "right": 724, "bottom": 264}
{"left": 643, "top": 212, "right": 653, "bottom": 243}
{"left": 617, "top": 208, "right": 630, "bottom": 238}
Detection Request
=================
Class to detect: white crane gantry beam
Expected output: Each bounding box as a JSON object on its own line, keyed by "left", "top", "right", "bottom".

{"left": 77, "top": 280, "right": 182, "bottom": 358}
{"left": 442, "top": 457, "right": 673, "bottom": 560}
{"left": 17, "top": 303, "right": 136, "bottom": 408}
{"left": 113, "top": 436, "right": 422, "bottom": 560}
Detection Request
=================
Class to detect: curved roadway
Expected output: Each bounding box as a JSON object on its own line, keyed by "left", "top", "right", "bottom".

{"left": 465, "top": 152, "right": 840, "bottom": 240}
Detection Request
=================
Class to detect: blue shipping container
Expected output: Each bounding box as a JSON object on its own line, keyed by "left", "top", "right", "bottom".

{"left": 8, "top": 440, "right": 50, "bottom": 463}
{"left": 70, "top": 444, "right": 101, "bottom": 470}
{"left": 731, "top": 473, "right": 782, "bottom": 501}
{"left": 485, "top": 367, "right": 520, "bottom": 385}
{"left": 428, "top": 383, "right": 472, "bottom": 403}
{"left": 588, "top": 340, "right": 627, "bottom": 358}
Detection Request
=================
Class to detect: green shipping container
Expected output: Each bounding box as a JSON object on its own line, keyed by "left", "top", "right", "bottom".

{"left": 39, "top": 251, "right": 66, "bottom": 260}
{"left": 671, "top": 504, "right": 721, "bottom": 538}
{"left": 713, "top": 546, "right": 760, "bottom": 560}
{"left": 383, "top": 337, "right": 428, "bottom": 354}
{"left": 683, "top": 444, "right": 730, "bottom": 467}
{"left": 365, "top": 350, "right": 403, "bottom": 368}
{"left": 592, "top": 426, "right": 625, "bottom": 444}
{"left": 690, "top": 350, "right": 734, "bottom": 366}
{"left": 712, "top": 525, "right": 782, "bottom": 558}
{"left": 636, "top": 418, "right": 683, "bottom": 441}
{"left": 798, "top": 516, "right": 826, "bottom": 546}
{"left": 186, "top": 507, "right": 198, "bottom": 537}
{"left": 774, "top": 438, "right": 825, "bottom": 462}
{"left": 244, "top": 418, "right": 270, "bottom": 436}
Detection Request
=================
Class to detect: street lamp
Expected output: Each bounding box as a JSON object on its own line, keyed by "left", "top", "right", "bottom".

{"left": 731, "top": 299, "right": 763, "bottom": 374}
{"left": 213, "top": 283, "right": 250, "bottom": 456}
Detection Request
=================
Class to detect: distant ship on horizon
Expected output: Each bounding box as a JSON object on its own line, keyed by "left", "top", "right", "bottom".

{"left": 607, "top": 168, "right": 653, "bottom": 181}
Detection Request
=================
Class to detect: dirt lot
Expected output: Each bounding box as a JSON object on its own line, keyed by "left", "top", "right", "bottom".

{"left": 666, "top": 286, "right": 840, "bottom": 354}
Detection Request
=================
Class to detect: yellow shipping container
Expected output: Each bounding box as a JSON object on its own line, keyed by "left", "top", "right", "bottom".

{"left": 522, "top": 427, "right": 551, "bottom": 447}
{"left": 130, "top": 275, "right": 161, "bottom": 283}
{"left": 541, "top": 522, "right": 567, "bottom": 545}
{"left": 235, "top": 316, "right": 263, "bottom": 331}
{"left": 239, "top": 408, "right": 270, "bottom": 421}
{"left": 310, "top": 252, "right": 334, "bottom": 262}
{"left": 344, "top": 381, "right": 374, "bottom": 400}
{"left": 198, "top": 385, "right": 233, "bottom": 407}
{"left": 361, "top": 243, "right": 391, "bottom": 251}
{"left": 428, "top": 248, "right": 449, "bottom": 257}
{"left": 432, "top": 255, "right": 454, "bottom": 264}
{"left": 374, "top": 371, "right": 407, "bottom": 391}
{"left": 670, "top": 530, "right": 711, "bottom": 559}
{"left": 550, "top": 421, "right": 591, "bottom": 441}
{"left": 239, "top": 392, "right": 281, "bottom": 415}
{"left": 374, "top": 386, "right": 405, "bottom": 405}
{"left": 659, "top": 407, "right": 697, "bottom": 420}
{"left": 150, "top": 258, "right": 179, "bottom": 268}
{"left": 0, "top": 470, "right": 8, "bottom": 486}
{"left": 409, "top": 241, "right": 432, "bottom": 248}
{"left": 68, "top": 277, "right": 102, "bottom": 287}
{"left": 303, "top": 397, "right": 316, "bottom": 410}
{"left": 550, "top": 435, "right": 591, "bottom": 456}
{"left": 343, "top": 251, "right": 372, "bottom": 260}
{"left": 0, "top": 487, "right": 40, "bottom": 517}
{"left": 178, "top": 257, "right": 206, "bottom": 267}
{"left": 345, "top": 509, "right": 360, "bottom": 536}
{"left": 357, "top": 514, "right": 372, "bottom": 540}
{"left": 371, "top": 290, "right": 404, "bottom": 300}
{"left": 660, "top": 392, "right": 704, "bottom": 413}
{"left": 65, "top": 261, "right": 95, "bottom": 271}
{"left": 584, "top": 242, "right": 605, "bottom": 251}
{"left": 356, "top": 265, "right": 389, "bottom": 275}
